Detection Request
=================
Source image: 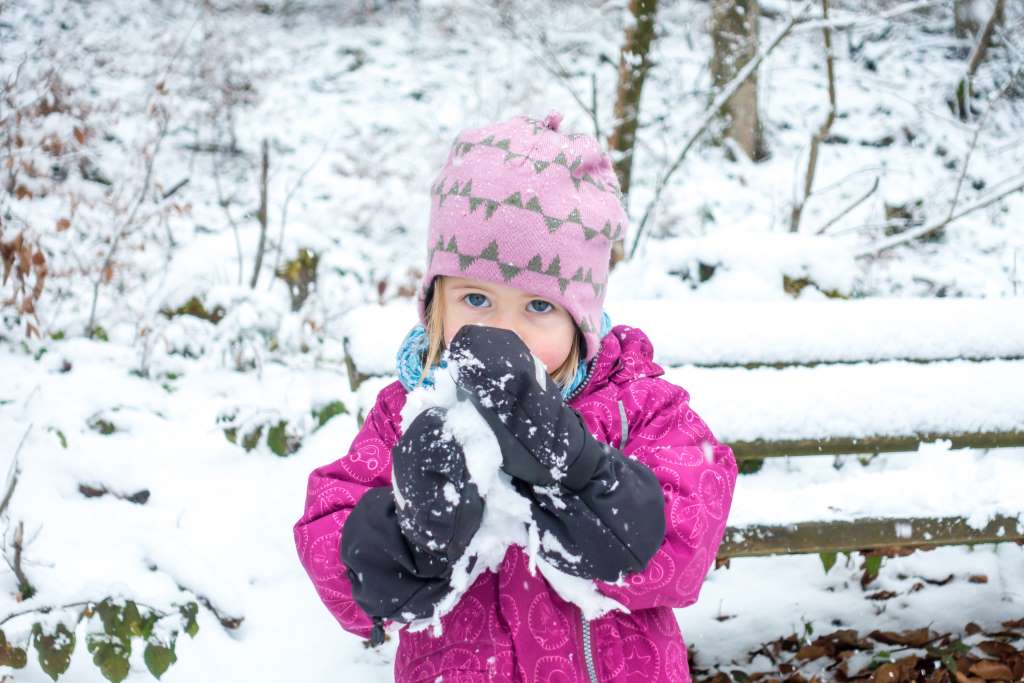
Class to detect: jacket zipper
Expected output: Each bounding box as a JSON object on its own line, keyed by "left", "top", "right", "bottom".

{"left": 577, "top": 395, "right": 631, "bottom": 683}
{"left": 571, "top": 356, "right": 606, "bottom": 682}
{"left": 566, "top": 357, "right": 598, "bottom": 403}
{"left": 580, "top": 612, "right": 600, "bottom": 683}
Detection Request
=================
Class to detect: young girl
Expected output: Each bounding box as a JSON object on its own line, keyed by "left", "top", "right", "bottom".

{"left": 294, "top": 111, "right": 738, "bottom": 683}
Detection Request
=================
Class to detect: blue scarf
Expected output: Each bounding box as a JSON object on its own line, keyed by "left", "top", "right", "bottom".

{"left": 396, "top": 312, "right": 613, "bottom": 399}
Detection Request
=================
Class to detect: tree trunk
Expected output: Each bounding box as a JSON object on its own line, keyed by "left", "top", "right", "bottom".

{"left": 608, "top": 0, "right": 659, "bottom": 266}
{"left": 789, "top": 0, "right": 835, "bottom": 233}
{"left": 710, "top": 0, "right": 766, "bottom": 161}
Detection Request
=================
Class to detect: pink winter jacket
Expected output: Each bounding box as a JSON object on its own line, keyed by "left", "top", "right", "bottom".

{"left": 294, "top": 325, "right": 738, "bottom": 682}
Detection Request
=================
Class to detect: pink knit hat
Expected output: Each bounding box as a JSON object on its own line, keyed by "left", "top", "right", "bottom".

{"left": 418, "top": 111, "right": 627, "bottom": 361}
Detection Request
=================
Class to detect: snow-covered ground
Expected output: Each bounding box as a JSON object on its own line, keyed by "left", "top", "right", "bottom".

{"left": 2, "top": 0, "right": 1022, "bottom": 681}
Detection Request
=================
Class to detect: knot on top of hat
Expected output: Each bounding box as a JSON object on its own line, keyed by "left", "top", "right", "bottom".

{"left": 543, "top": 110, "right": 563, "bottom": 132}
{"left": 571, "top": 148, "right": 613, "bottom": 180}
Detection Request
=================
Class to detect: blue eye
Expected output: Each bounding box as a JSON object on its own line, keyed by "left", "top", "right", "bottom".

{"left": 528, "top": 300, "right": 553, "bottom": 313}
{"left": 465, "top": 293, "right": 490, "bottom": 308}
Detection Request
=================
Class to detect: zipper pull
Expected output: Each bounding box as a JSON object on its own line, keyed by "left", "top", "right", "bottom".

{"left": 369, "top": 617, "right": 386, "bottom": 647}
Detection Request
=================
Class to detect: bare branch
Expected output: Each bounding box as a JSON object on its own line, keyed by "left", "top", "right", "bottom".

{"left": 0, "top": 599, "right": 169, "bottom": 628}
{"left": 0, "top": 424, "right": 29, "bottom": 518}
{"left": 814, "top": 176, "right": 879, "bottom": 235}
{"left": 269, "top": 137, "right": 332, "bottom": 290}
{"left": 854, "top": 176, "right": 1024, "bottom": 258}
{"left": 630, "top": 0, "right": 815, "bottom": 258}
{"left": 212, "top": 155, "right": 245, "bottom": 286}
{"left": 948, "top": 64, "right": 1024, "bottom": 223}
{"left": 499, "top": 13, "right": 602, "bottom": 139}
{"left": 250, "top": 138, "right": 269, "bottom": 289}
{"left": 7, "top": 520, "right": 35, "bottom": 599}
{"left": 86, "top": 111, "right": 169, "bottom": 337}
{"left": 792, "top": 0, "right": 944, "bottom": 33}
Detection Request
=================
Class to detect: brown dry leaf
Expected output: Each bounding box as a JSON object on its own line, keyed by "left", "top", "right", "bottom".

{"left": 869, "top": 628, "right": 933, "bottom": 647}
{"left": 73, "top": 126, "right": 87, "bottom": 145}
{"left": 872, "top": 663, "right": 901, "bottom": 683}
{"left": 954, "top": 673, "right": 983, "bottom": 683}
{"left": 15, "top": 185, "right": 32, "bottom": 200}
{"left": 955, "top": 654, "right": 975, "bottom": 675}
{"left": 868, "top": 591, "right": 898, "bottom": 601}
{"left": 826, "top": 629, "right": 873, "bottom": 652}
{"left": 56, "top": 217, "right": 71, "bottom": 232}
{"left": 967, "top": 660, "right": 1013, "bottom": 680}
{"left": 795, "top": 645, "right": 828, "bottom": 662}
{"left": 968, "top": 575, "right": 988, "bottom": 584}
{"left": 894, "top": 655, "right": 919, "bottom": 674}
{"left": 965, "top": 623, "right": 984, "bottom": 636}
{"left": 102, "top": 262, "right": 113, "bottom": 283}
{"left": 1011, "top": 657, "right": 1024, "bottom": 680}
{"left": 1002, "top": 619, "right": 1024, "bottom": 630}
{"left": 977, "top": 641, "right": 1018, "bottom": 658}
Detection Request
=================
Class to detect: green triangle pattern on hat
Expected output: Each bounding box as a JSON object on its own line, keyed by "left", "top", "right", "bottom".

{"left": 432, "top": 176, "right": 619, "bottom": 243}
{"left": 426, "top": 237, "right": 608, "bottom": 292}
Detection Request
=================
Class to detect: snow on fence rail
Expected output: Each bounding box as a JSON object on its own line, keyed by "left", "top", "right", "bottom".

{"left": 606, "top": 297, "right": 1024, "bottom": 368}
{"left": 339, "top": 299, "right": 1024, "bottom": 559}
{"left": 667, "top": 358, "right": 1024, "bottom": 458}
{"left": 343, "top": 297, "right": 1024, "bottom": 377}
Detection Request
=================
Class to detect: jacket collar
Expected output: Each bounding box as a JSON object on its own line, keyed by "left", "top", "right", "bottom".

{"left": 577, "top": 325, "right": 665, "bottom": 398}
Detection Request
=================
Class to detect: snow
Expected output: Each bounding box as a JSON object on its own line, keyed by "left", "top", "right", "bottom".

{"left": 2, "top": 0, "right": 1022, "bottom": 680}
{"left": 344, "top": 296, "right": 1024, "bottom": 372}
{"left": 343, "top": 302, "right": 418, "bottom": 376}
{"left": 397, "top": 354, "right": 626, "bottom": 634}
{"left": 607, "top": 297, "right": 1024, "bottom": 366}
{"left": 727, "top": 440, "right": 1024, "bottom": 529}
{"left": 344, "top": 304, "right": 1024, "bottom": 446}
{"left": 442, "top": 481, "right": 460, "bottom": 506}
{"left": 673, "top": 357, "right": 1024, "bottom": 443}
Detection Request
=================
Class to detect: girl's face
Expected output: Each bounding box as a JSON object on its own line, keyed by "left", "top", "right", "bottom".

{"left": 441, "top": 276, "right": 576, "bottom": 373}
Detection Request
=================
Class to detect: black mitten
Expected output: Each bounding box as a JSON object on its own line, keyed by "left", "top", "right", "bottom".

{"left": 341, "top": 407, "right": 483, "bottom": 624}
{"left": 448, "top": 325, "right": 665, "bottom": 581}
{"left": 391, "top": 407, "right": 483, "bottom": 573}
{"left": 448, "top": 325, "right": 601, "bottom": 490}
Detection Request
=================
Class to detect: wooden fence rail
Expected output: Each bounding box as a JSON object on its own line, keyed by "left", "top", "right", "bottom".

{"left": 340, "top": 300, "right": 1024, "bottom": 562}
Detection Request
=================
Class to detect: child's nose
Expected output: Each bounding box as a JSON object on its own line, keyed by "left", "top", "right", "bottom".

{"left": 486, "top": 314, "right": 525, "bottom": 341}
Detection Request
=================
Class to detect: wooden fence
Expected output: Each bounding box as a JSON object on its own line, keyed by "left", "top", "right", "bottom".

{"left": 340, "top": 299, "right": 1024, "bottom": 562}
